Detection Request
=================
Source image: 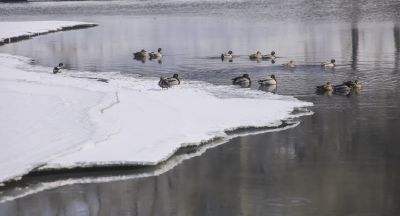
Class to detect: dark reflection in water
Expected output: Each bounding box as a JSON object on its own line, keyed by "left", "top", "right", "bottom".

{"left": 0, "top": 1, "right": 400, "bottom": 215}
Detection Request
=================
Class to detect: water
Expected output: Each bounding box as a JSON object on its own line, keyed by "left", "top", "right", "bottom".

{"left": 1, "top": 0, "right": 400, "bottom": 215}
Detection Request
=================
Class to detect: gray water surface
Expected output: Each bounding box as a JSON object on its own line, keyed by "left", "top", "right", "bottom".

{"left": 0, "top": 0, "right": 400, "bottom": 215}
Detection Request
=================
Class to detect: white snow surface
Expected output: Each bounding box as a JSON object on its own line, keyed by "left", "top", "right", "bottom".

{"left": 0, "top": 52, "right": 312, "bottom": 183}
{"left": 0, "top": 21, "right": 95, "bottom": 44}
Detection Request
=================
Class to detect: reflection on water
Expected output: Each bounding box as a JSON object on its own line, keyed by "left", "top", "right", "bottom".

{"left": 0, "top": 0, "right": 400, "bottom": 215}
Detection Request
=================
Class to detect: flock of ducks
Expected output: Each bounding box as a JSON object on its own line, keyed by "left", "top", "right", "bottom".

{"left": 52, "top": 48, "right": 361, "bottom": 95}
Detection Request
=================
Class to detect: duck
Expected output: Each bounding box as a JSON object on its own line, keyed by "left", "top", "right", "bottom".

{"left": 258, "top": 74, "right": 277, "bottom": 86}
{"left": 166, "top": 74, "right": 181, "bottom": 86}
{"left": 334, "top": 83, "right": 351, "bottom": 93}
{"left": 321, "top": 59, "right": 336, "bottom": 68}
{"left": 282, "top": 60, "right": 296, "bottom": 68}
{"left": 259, "top": 84, "right": 277, "bottom": 93}
{"left": 221, "top": 50, "right": 233, "bottom": 60}
{"left": 133, "top": 49, "right": 148, "bottom": 59}
{"left": 158, "top": 76, "right": 170, "bottom": 89}
{"left": 343, "top": 80, "right": 361, "bottom": 89}
{"left": 316, "top": 82, "right": 334, "bottom": 92}
{"left": 149, "top": 48, "right": 162, "bottom": 59}
{"left": 249, "top": 51, "right": 262, "bottom": 60}
{"left": 262, "top": 51, "right": 276, "bottom": 60}
{"left": 232, "top": 74, "right": 251, "bottom": 87}
{"left": 53, "top": 63, "right": 64, "bottom": 74}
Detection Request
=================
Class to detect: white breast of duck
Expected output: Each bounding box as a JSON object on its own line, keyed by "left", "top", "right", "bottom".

{"left": 149, "top": 48, "right": 162, "bottom": 59}
{"left": 261, "top": 51, "right": 276, "bottom": 59}
{"left": 258, "top": 75, "right": 277, "bottom": 85}
{"left": 321, "top": 59, "right": 336, "bottom": 68}
{"left": 166, "top": 74, "right": 181, "bottom": 85}
{"left": 221, "top": 50, "right": 233, "bottom": 59}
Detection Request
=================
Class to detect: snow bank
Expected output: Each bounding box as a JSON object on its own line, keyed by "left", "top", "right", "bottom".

{"left": 0, "top": 21, "right": 96, "bottom": 45}
{"left": 0, "top": 52, "right": 312, "bottom": 183}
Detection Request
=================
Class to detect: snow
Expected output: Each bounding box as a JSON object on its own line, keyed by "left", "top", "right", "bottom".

{"left": 0, "top": 21, "right": 312, "bottom": 184}
{"left": 0, "top": 21, "right": 96, "bottom": 45}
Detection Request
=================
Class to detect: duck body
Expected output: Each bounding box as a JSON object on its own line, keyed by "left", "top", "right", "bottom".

{"left": 221, "top": 50, "right": 233, "bottom": 60}
{"left": 261, "top": 51, "right": 276, "bottom": 60}
{"left": 158, "top": 77, "right": 171, "bottom": 89}
{"left": 258, "top": 75, "right": 277, "bottom": 85}
{"left": 282, "top": 60, "right": 296, "bottom": 68}
{"left": 249, "top": 51, "right": 262, "bottom": 60}
{"left": 343, "top": 80, "right": 361, "bottom": 89}
{"left": 53, "top": 63, "right": 64, "bottom": 74}
{"left": 316, "top": 82, "right": 334, "bottom": 92}
{"left": 149, "top": 48, "right": 162, "bottom": 59}
{"left": 166, "top": 74, "right": 181, "bottom": 86}
{"left": 321, "top": 59, "right": 336, "bottom": 68}
{"left": 334, "top": 83, "right": 351, "bottom": 93}
{"left": 232, "top": 74, "right": 251, "bottom": 87}
{"left": 134, "top": 49, "right": 148, "bottom": 59}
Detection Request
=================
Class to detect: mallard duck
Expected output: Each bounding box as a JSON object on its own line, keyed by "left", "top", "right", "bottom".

{"left": 262, "top": 51, "right": 276, "bottom": 59}
{"left": 343, "top": 80, "right": 361, "bottom": 89}
{"left": 166, "top": 74, "right": 181, "bottom": 86}
{"left": 321, "top": 59, "right": 336, "bottom": 68}
{"left": 316, "top": 82, "right": 333, "bottom": 92}
{"left": 158, "top": 76, "right": 170, "bottom": 89}
{"left": 249, "top": 51, "right": 262, "bottom": 60}
{"left": 334, "top": 83, "right": 351, "bottom": 93}
{"left": 258, "top": 75, "right": 277, "bottom": 85}
{"left": 134, "top": 49, "right": 148, "bottom": 59}
{"left": 282, "top": 60, "right": 296, "bottom": 68}
{"left": 232, "top": 74, "right": 251, "bottom": 87}
{"left": 53, "top": 63, "right": 64, "bottom": 74}
{"left": 149, "top": 48, "right": 162, "bottom": 59}
{"left": 221, "top": 50, "right": 233, "bottom": 60}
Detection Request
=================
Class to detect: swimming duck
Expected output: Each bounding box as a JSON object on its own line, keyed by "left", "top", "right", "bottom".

{"left": 262, "top": 51, "right": 276, "bottom": 60}
{"left": 53, "top": 63, "right": 64, "bottom": 74}
{"left": 343, "top": 80, "right": 361, "bottom": 89}
{"left": 258, "top": 74, "right": 277, "bottom": 86}
{"left": 232, "top": 74, "right": 251, "bottom": 87}
{"left": 134, "top": 49, "right": 148, "bottom": 59}
{"left": 282, "top": 60, "right": 296, "bottom": 68}
{"left": 316, "top": 82, "right": 334, "bottom": 92}
{"left": 249, "top": 51, "right": 262, "bottom": 60}
{"left": 166, "top": 74, "right": 181, "bottom": 86}
{"left": 158, "top": 76, "right": 170, "bottom": 89}
{"left": 321, "top": 59, "right": 336, "bottom": 68}
{"left": 334, "top": 83, "right": 351, "bottom": 93}
{"left": 221, "top": 50, "right": 233, "bottom": 60}
{"left": 149, "top": 48, "right": 162, "bottom": 59}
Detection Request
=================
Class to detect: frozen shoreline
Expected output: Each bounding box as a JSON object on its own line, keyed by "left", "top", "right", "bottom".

{"left": 0, "top": 21, "right": 313, "bottom": 184}
{"left": 0, "top": 21, "right": 97, "bottom": 46}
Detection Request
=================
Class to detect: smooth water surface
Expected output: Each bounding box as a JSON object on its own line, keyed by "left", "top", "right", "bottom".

{"left": 0, "top": 0, "right": 400, "bottom": 215}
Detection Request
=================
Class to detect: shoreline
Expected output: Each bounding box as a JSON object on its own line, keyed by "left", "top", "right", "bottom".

{"left": 0, "top": 22, "right": 97, "bottom": 46}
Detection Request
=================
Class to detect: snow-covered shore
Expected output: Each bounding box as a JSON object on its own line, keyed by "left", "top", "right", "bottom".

{"left": 0, "top": 21, "right": 97, "bottom": 45}
{"left": 0, "top": 21, "right": 312, "bottom": 184}
{"left": 0, "top": 53, "right": 312, "bottom": 184}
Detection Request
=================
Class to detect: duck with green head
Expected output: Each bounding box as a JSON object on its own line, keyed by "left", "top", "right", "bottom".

{"left": 258, "top": 74, "right": 277, "bottom": 86}
{"left": 232, "top": 74, "right": 251, "bottom": 87}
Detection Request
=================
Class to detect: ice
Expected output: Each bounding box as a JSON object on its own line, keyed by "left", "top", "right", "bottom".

{"left": 0, "top": 21, "right": 96, "bottom": 45}
{"left": 0, "top": 21, "right": 312, "bottom": 183}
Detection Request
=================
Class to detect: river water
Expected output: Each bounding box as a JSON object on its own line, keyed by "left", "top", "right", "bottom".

{"left": 0, "top": 0, "right": 400, "bottom": 215}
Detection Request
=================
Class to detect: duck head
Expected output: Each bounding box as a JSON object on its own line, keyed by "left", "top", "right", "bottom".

{"left": 158, "top": 48, "right": 162, "bottom": 52}
{"left": 326, "top": 81, "right": 332, "bottom": 86}
{"left": 173, "top": 74, "right": 179, "bottom": 78}
{"left": 271, "top": 51, "right": 276, "bottom": 56}
{"left": 271, "top": 74, "right": 276, "bottom": 80}
{"left": 243, "top": 74, "right": 250, "bottom": 78}
{"left": 256, "top": 51, "right": 261, "bottom": 54}
{"left": 141, "top": 49, "right": 146, "bottom": 53}
{"left": 58, "top": 63, "right": 64, "bottom": 67}
{"left": 331, "top": 59, "right": 336, "bottom": 63}
{"left": 228, "top": 50, "right": 233, "bottom": 54}
{"left": 354, "top": 80, "right": 360, "bottom": 84}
